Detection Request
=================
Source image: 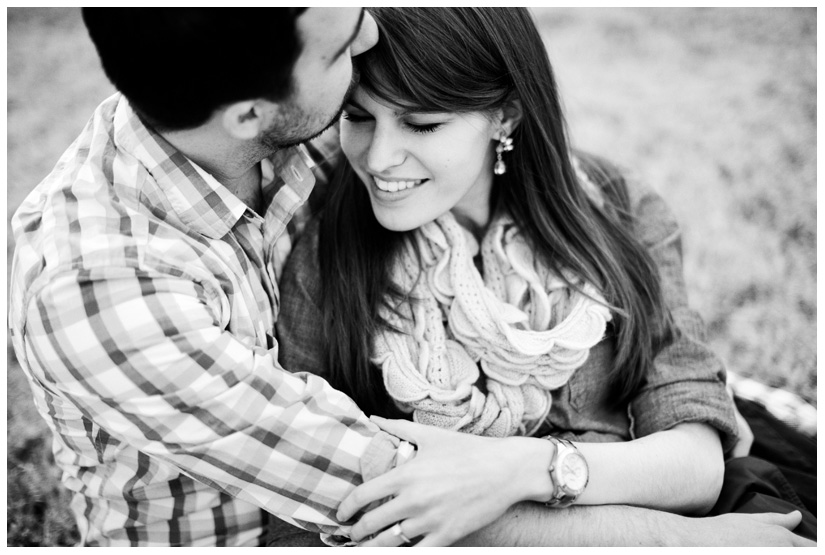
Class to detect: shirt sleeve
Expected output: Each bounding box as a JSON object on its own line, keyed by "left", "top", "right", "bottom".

{"left": 623, "top": 176, "right": 739, "bottom": 452}
{"left": 20, "top": 263, "right": 401, "bottom": 536}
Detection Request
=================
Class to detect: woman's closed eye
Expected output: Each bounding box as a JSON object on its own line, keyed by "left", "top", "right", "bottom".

{"left": 403, "top": 121, "right": 443, "bottom": 134}
{"left": 342, "top": 111, "right": 372, "bottom": 123}
{"left": 342, "top": 110, "right": 444, "bottom": 135}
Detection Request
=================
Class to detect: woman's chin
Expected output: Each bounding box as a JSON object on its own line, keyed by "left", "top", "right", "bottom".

{"left": 375, "top": 216, "right": 416, "bottom": 233}
{"left": 373, "top": 211, "right": 432, "bottom": 233}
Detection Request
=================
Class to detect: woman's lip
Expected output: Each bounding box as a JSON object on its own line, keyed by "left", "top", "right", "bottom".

{"left": 370, "top": 175, "right": 425, "bottom": 182}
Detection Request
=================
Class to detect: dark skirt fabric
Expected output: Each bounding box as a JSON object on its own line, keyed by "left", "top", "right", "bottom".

{"left": 733, "top": 397, "right": 816, "bottom": 516}
{"left": 705, "top": 398, "right": 816, "bottom": 541}
{"left": 264, "top": 397, "right": 816, "bottom": 546}
{"left": 265, "top": 517, "right": 328, "bottom": 547}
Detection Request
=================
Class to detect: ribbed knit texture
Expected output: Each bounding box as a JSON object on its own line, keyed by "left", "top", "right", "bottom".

{"left": 372, "top": 210, "right": 612, "bottom": 437}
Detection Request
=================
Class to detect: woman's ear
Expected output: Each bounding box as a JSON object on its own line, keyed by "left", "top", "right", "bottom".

{"left": 500, "top": 98, "right": 524, "bottom": 137}
{"left": 221, "top": 100, "right": 266, "bottom": 140}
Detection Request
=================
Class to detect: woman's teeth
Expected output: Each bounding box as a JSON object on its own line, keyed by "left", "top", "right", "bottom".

{"left": 374, "top": 177, "right": 424, "bottom": 192}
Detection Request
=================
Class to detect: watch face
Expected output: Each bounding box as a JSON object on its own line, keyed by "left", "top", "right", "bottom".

{"left": 560, "top": 452, "right": 589, "bottom": 492}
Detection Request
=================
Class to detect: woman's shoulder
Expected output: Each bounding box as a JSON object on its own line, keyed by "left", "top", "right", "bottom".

{"left": 572, "top": 150, "right": 647, "bottom": 210}
{"left": 572, "top": 150, "right": 625, "bottom": 190}
{"left": 287, "top": 216, "right": 322, "bottom": 271}
{"left": 277, "top": 215, "right": 330, "bottom": 378}
{"left": 281, "top": 215, "right": 323, "bottom": 305}
{"left": 572, "top": 150, "right": 680, "bottom": 246}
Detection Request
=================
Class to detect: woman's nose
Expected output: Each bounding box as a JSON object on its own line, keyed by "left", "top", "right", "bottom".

{"left": 365, "top": 125, "right": 406, "bottom": 173}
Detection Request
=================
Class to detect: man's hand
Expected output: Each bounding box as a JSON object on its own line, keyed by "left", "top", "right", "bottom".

{"left": 336, "top": 416, "right": 554, "bottom": 547}
{"left": 687, "top": 511, "right": 814, "bottom": 547}
{"left": 454, "top": 502, "right": 815, "bottom": 547}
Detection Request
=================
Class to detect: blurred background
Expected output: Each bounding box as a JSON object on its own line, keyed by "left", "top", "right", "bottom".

{"left": 6, "top": 7, "right": 816, "bottom": 546}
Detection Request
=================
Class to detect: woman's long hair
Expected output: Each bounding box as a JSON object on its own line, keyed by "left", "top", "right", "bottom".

{"left": 320, "top": 8, "right": 674, "bottom": 418}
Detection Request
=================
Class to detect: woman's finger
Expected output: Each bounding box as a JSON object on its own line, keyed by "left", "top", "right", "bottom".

{"left": 336, "top": 468, "right": 404, "bottom": 522}
{"left": 359, "top": 518, "right": 425, "bottom": 547}
{"left": 349, "top": 496, "right": 409, "bottom": 542}
{"left": 369, "top": 415, "right": 426, "bottom": 444}
{"left": 414, "top": 533, "right": 451, "bottom": 548}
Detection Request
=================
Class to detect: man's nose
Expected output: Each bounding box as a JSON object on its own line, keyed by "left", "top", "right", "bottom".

{"left": 351, "top": 11, "right": 379, "bottom": 57}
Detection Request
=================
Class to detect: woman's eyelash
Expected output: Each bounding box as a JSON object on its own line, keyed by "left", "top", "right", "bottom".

{"left": 341, "top": 112, "right": 443, "bottom": 134}
{"left": 341, "top": 112, "right": 370, "bottom": 122}
{"left": 405, "top": 122, "right": 442, "bottom": 134}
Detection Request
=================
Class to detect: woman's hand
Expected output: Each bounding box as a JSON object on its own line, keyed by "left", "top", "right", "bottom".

{"left": 337, "top": 416, "right": 554, "bottom": 547}
{"left": 727, "top": 387, "right": 755, "bottom": 458}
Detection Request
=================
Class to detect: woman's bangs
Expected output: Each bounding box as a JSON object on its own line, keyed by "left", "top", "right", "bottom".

{"left": 356, "top": 48, "right": 443, "bottom": 114}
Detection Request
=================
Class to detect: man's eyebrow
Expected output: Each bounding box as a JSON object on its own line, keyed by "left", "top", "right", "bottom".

{"left": 331, "top": 8, "right": 365, "bottom": 64}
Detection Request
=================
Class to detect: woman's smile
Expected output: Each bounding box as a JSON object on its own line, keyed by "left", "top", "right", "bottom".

{"left": 372, "top": 176, "right": 428, "bottom": 193}
{"left": 370, "top": 175, "right": 429, "bottom": 204}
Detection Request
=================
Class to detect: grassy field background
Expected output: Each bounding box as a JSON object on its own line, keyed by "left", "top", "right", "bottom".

{"left": 6, "top": 7, "right": 816, "bottom": 546}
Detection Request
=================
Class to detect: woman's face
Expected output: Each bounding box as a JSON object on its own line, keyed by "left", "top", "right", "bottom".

{"left": 340, "top": 87, "right": 500, "bottom": 232}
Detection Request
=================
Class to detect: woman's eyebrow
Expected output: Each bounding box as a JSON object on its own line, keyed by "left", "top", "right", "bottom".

{"left": 344, "top": 98, "right": 445, "bottom": 117}
{"left": 395, "top": 107, "right": 447, "bottom": 117}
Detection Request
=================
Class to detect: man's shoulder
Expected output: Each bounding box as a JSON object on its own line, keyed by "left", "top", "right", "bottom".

{"left": 15, "top": 96, "right": 138, "bottom": 218}
{"left": 10, "top": 94, "right": 165, "bottom": 284}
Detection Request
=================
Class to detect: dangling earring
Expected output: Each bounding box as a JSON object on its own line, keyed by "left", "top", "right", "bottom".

{"left": 494, "top": 134, "right": 514, "bottom": 175}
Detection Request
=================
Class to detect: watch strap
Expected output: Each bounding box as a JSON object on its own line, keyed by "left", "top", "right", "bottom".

{"left": 544, "top": 437, "right": 585, "bottom": 508}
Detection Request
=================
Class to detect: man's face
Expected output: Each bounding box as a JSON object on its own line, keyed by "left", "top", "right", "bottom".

{"left": 261, "top": 7, "right": 379, "bottom": 149}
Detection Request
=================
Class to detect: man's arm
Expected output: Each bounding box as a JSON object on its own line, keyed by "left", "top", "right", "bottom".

{"left": 20, "top": 267, "right": 401, "bottom": 537}
{"left": 453, "top": 501, "right": 813, "bottom": 547}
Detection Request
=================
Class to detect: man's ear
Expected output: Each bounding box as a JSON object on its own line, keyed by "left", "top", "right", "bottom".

{"left": 499, "top": 98, "right": 524, "bottom": 138}
{"left": 221, "top": 100, "right": 267, "bottom": 140}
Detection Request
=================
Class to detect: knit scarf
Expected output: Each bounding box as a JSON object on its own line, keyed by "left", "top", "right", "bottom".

{"left": 371, "top": 212, "right": 612, "bottom": 437}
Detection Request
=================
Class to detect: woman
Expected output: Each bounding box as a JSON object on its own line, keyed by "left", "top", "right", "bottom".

{"left": 271, "top": 7, "right": 814, "bottom": 546}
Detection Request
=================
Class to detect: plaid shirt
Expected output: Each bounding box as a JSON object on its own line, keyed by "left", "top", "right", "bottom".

{"left": 8, "top": 94, "right": 407, "bottom": 546}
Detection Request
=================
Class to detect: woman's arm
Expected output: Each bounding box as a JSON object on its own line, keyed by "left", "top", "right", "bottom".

{"left": 618, "top": 170, "right": 739, "bottom": 453}
{"left": 340, "top": 417, "right": 811, "bottom": 547}
{"left": 559, "top": 158, "right": 739, "bottom": 513}
{"left": 576, "top": 422, "right": 724, "bottom": 514}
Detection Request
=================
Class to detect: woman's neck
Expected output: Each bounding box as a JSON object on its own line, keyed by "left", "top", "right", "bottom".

{"left": 450, "top": 178, "right": 495, "bottom": 242}
{"left": 452, "top": 209, "right": 489, "bottom": 243}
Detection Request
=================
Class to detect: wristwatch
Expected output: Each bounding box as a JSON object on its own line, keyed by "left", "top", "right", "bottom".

{"left": 544, "top": 437, "right": 589, "bottom": 508}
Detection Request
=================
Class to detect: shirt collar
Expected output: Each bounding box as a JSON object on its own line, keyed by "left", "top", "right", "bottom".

{"left": 112, "top": 95, "right": 314, "bottom": 240}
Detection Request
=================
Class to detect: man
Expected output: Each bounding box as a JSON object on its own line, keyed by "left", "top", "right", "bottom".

{"left": 9, "top": 8, "right": 813, "bottom": 548}
{"left": 9, "top": 8, "right": 401, "bottom": 546}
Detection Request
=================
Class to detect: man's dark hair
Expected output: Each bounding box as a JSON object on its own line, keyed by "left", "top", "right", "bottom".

{"left": 82, "top": 8, "right": 307, "bottom": 131}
